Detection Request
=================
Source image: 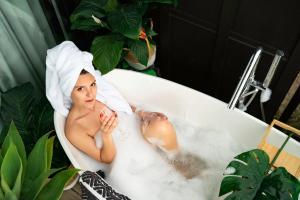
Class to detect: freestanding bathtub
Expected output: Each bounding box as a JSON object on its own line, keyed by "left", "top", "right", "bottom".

{"left": 54, "top": 69, "right": 300, "bottom": 192}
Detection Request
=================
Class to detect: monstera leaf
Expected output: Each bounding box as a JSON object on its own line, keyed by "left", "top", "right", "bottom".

{"left": 219, "top": 149, "right": 300, "bottom": 200}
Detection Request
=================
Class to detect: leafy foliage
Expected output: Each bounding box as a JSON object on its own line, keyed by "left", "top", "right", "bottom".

{"left": 128, "top": 39, "right": 149, "bottom": 66}
{"left": 91, "top": 34, "right": 125, "bottom": 74}
{"left": 219, "top": 149, "right": 300, "bottom": 200}
{"left": 0, "top": 122, "right": 78, "bottom": 200}
{"left": 107, "top": 5, "right": 142, "bottom": 39}
{"left": 0, "top": 83, "right": 35, "bottom": 151}
{"left": 70, "top": 0, "right": 177, "bottom": 73}
{"left": 0, "top": 83, "right": 70, "bottom": 168}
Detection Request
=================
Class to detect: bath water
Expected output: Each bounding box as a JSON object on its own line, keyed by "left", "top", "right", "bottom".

{"left": 101, "top": 107, "right": 245, "bottom": 200}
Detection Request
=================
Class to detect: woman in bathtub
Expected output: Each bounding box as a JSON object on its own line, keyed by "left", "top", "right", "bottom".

{"left": 46, "top": 41, "right": 206, "bottom": 200}
{"left": 64, "top": 68, "right": 178, "bottom": 164}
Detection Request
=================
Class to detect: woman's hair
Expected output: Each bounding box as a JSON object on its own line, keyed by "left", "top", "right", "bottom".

{"left": 80, "top": 69, "right": 89, "bottom": 75}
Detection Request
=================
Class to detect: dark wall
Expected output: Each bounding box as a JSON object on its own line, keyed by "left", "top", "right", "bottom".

{"left": 42, "top": 0, "right": 300, "bottom": 123}
{"left": 156, "top": 0, "right": 300, "bottom": 122}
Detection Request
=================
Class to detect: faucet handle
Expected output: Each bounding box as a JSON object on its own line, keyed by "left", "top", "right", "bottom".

{"left": 263, "top": 50, "right": 284, "bottom": 88}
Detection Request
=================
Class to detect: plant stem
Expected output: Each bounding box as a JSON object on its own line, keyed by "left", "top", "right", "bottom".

{"left": 267, "top": 131, "right": 294, "bottom": 173}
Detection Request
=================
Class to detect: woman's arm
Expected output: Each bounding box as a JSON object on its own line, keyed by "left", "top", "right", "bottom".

{"left": 66, "top": 115, "right": 117, "bottom": 164}
{"left": 98, "top": 113, "right": 118, "bottom": 163}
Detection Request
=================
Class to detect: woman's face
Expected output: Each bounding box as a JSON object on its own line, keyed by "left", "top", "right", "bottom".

{"left": 71, "top": 72, "right": 97, "bottom": 109}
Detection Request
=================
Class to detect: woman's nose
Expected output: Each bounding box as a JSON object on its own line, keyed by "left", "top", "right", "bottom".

{"left": 86, "top": 88, "right": 92, "bottom": 97}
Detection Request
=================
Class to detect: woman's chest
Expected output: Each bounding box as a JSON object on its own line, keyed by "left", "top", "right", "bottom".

{"left": 78, "top": 112, "right": 101, "bottom": 136}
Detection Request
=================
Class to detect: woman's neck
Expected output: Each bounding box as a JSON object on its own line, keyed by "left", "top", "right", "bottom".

{"left": 71, "top": 104, "right": 95, "bottom": 117}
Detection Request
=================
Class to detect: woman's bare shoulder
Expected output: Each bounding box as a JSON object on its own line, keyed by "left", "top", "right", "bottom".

{"left": 65, "top": 112, "right": 85, "bottom": 137}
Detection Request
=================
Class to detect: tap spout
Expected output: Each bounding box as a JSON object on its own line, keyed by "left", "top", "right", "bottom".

{"left": 228, "top": 47, "right": 263, "bottom": 109}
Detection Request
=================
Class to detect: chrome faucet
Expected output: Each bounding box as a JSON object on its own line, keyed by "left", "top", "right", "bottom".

{"left": 228, "top": 47, "right": 284, "bottom": 116}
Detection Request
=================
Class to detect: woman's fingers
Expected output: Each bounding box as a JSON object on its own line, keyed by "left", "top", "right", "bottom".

{"left": 100, "top": 115, "right": 110, "bottom": 129}
{"left": 102, "top": 115, "right": 118, "bottom": 133}
{"left": 107, "top": 117, "right": 118, "bottom": 133}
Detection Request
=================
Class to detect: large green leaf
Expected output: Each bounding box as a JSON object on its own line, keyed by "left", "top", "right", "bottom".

{"left": 0, "top": 83, "right": 35, "bottom": 151}
{"left": 35, "top": 168, "right": 79, "bottom": 200}
{"left": 71, "top": 18, "right": 107, "bottom": 31}
{"left": 0, "top": 187, "right": 4, "bottom": 199}
{"left": 1, "top": 144, "right": 23, "bottom": 198}
{"left": 70, "top": 0, "right": 107, "bottom": 31}
{"left": 32, "top": 97, "right": 54, "bottom": 141}
{"left": 128, "top": 39, "right": 149, "bottom": 66}
{"left": 107, "top": 5, "right": 142, "bottom": 39}
{"left": 0, "top": 151, "right": 3, "bottom": 169}
{"left": 4, "top": 191, "right": 18, "bottom": 200}
{"left": 219, "top": 149, "right": 269, "bottom": 199}
{"left": 51, "top": 137, "right": 70, "bottom": 168}
{"left": 256, "top": 167, "right": 300, "bottom": 200}
{"left": 91, "top": 35, "right": 124, "bottom": 74}
{"left": 21, "top": 134, "right": 49, "bottom": 197}
{"left": 134, "top": 1, "right": 148, "bottom": 16}
{"left": 46, "top": 136, "right": 55, "bottom": 170}
{"left": 103, "top": 0, "right": 118, "bottom": 12}
{"left": 219, "top": 149, "right": 300, "bottom": 200}
{"left": 20, "top": 168, "right": 61, "bottom": 200}
{"left": 1, "top": 122, "right": 26, "bottom": 171}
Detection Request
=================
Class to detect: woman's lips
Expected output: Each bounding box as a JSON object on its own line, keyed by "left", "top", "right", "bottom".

{"left": 85, "top": 99, "right": 94, "bottom": 102}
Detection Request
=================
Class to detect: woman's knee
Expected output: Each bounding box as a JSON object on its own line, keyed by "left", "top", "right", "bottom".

{"left": 143, "top": 119, "right": 179, "bottom": 152}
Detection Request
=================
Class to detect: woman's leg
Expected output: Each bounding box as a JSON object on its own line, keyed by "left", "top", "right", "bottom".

{"left": 137, "top": 110, "right": 179, "bottom": 153}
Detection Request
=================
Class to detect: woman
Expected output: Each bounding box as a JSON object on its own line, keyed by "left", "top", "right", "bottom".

{"left": 46, "top": 41, "right": 207, "bottom": 200}
{"left": 46, "top": 41, "right": 179, "bottom": 165}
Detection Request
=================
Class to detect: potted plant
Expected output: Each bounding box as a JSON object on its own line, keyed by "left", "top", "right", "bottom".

{"left": 0, "top": 82, "right": 70, "bottom": 168}
{"left": 70, "top": 0, "right": 178, "bottom": 74}
{"left": 219, "top": 149, "right": 300, "bottom": 199}
{"left": 0, "top": 121, "right": 78, "bottom": 199}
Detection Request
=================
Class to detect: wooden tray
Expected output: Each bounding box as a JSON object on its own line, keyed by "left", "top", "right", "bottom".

{"left": 258, "top": 119, "right": 300, "bottom": 178}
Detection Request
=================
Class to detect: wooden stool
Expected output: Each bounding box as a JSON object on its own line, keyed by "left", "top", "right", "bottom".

{"left": 258, "top": 119, "right": 300, "bottom": 178}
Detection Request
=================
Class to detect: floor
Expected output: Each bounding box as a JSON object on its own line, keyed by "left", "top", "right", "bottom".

{"left": 61, "top": 182, "right": 81, "bottom": 200}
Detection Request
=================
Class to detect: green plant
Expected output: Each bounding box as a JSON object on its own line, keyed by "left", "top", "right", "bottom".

{"left": 219, "top": 149, "right": 300, "bottom": 199}
{"left": 0, "top": 121, "right": 78, "bottom": 199}
{"left": 70, "top": 0, "right": 178, "bottom": 74}
{"left": 0, "top": 82, "right": 69, "bottom": 168}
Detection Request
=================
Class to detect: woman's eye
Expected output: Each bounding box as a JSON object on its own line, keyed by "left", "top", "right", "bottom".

{"left": 77, "top": 87, "right": 83, "bottom": 91}
{"left": 91, "top": 82, "right": 96, "bottom": 87}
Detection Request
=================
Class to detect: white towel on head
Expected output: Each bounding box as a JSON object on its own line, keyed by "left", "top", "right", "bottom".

{"left": 45, "top": 41, "right": 132, "bottom": 117}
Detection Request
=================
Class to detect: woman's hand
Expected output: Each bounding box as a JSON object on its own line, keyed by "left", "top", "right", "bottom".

{"left": 99, "top": 112, "right": 118, "bottom": 136}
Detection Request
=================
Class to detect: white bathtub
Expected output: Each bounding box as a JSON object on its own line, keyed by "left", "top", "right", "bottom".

{"left": 54, "top": 69, "right": 300, "bottom": 191}
{"left": 104, "top": 69, "right": 299, "bottom": 156}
